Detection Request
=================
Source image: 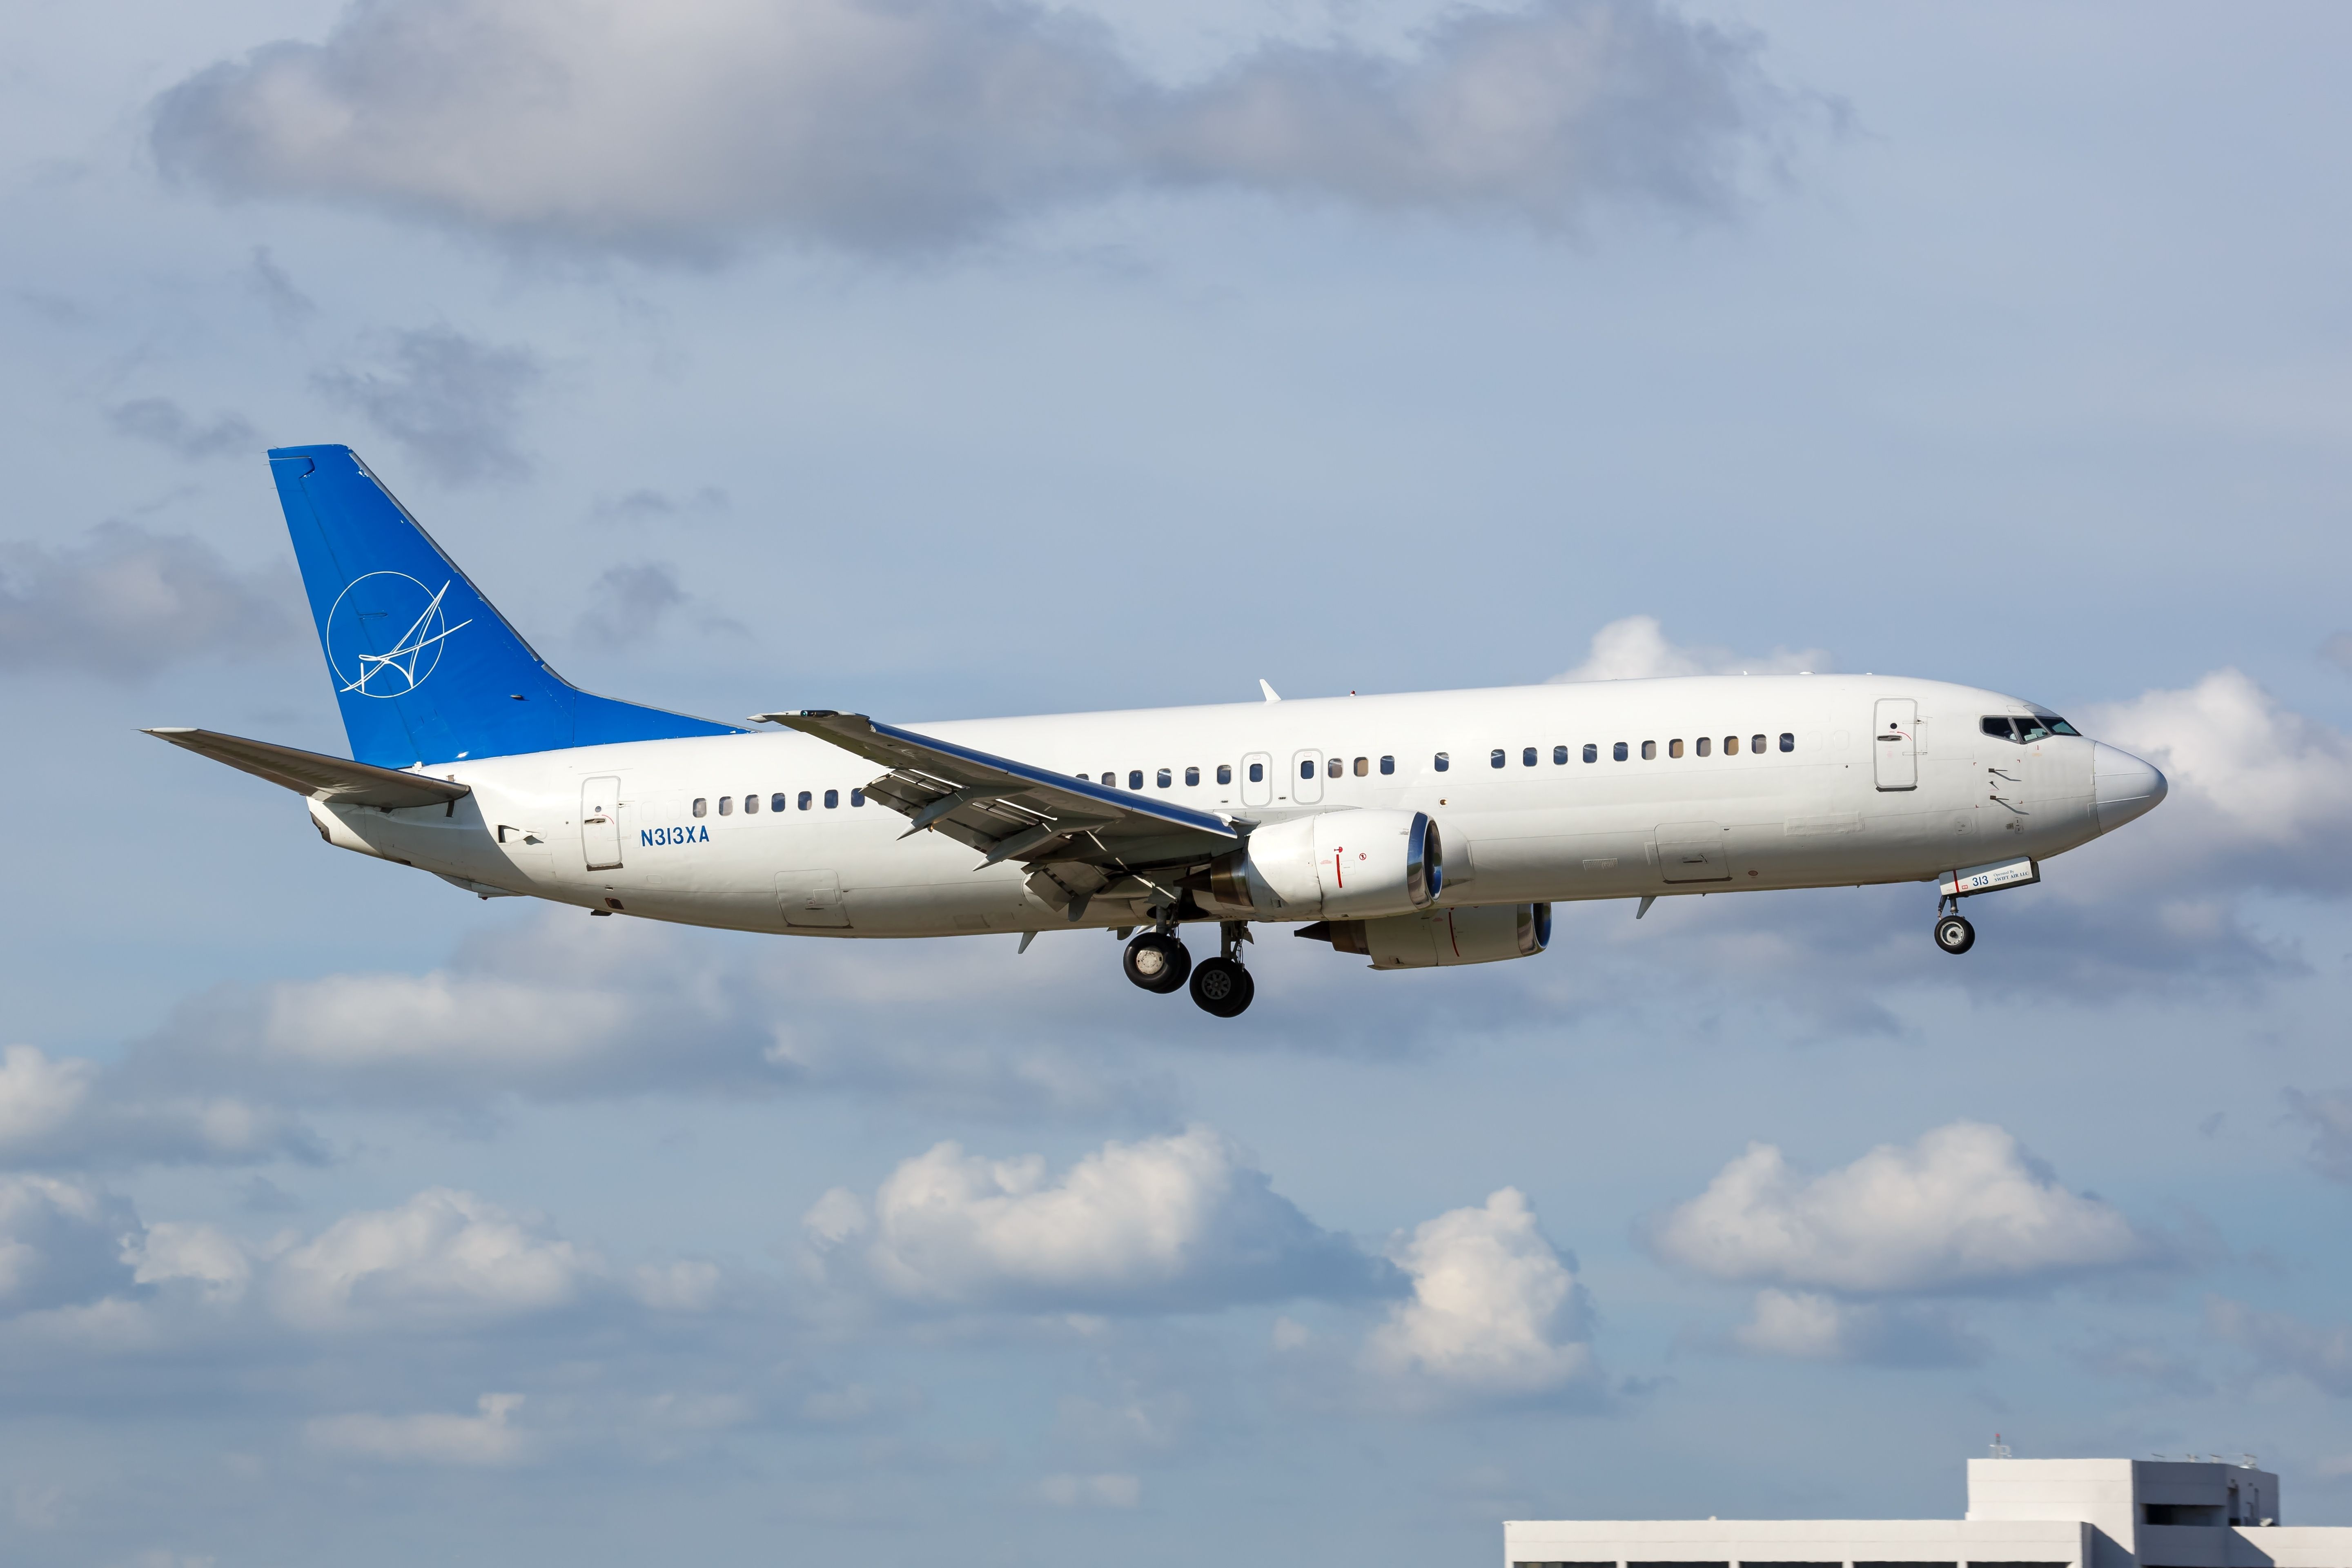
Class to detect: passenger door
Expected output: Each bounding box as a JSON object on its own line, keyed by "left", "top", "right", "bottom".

{"left": 1241, "top": 752, "right": 1272, "bottom": 808}
{"left": 777, "top": 869, "right": 852, "bottom": 929}
{"left": 1873, "top": 699, "right": 1918, "bottom": 791}
{"left": 1291, "top": 749, "right": 1324, "bottom": 805}
{"left": 581, "top": 776, "right": 623, "bottom": 870}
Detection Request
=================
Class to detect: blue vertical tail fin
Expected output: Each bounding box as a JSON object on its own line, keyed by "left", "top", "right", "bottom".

{"left": 269, "top": 444, "right": 742, "bottom": 767}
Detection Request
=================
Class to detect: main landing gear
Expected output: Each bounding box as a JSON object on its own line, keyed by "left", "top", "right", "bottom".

{"left": 1933, "top": 895, "right": 1976, "bottom": 956}
{"left": 1121, "top": 919, "right": 1254, "bottom": 1017}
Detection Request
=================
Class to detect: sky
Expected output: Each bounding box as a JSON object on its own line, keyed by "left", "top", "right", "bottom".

{"left": 3, "top": 1, "right": 2352, "bottom": 1564}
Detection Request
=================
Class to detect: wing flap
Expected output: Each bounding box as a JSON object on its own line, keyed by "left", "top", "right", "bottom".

{"left": 144, "top": 727, "right": 471, "bottom": 810}
{"left": 758, "top": 710, "right": 1237, "bottom": 869}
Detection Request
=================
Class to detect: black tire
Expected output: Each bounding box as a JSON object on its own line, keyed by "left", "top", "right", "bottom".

{"left": 1189, "top": 957, "right": 1255, "bottom": 1017}
{"left": 1123, "top": 932, "right": 1192, "bottom": 993}
{"left": 1934, "top": 914, "right": 1976, "bottom": 955}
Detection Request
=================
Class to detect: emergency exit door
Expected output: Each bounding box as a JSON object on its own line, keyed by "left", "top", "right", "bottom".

{"left": 581, "top": 776, "right": 624, "bottom": 869}
{"left": 1873, "top": 699, "right": 1918, "bottom": 791}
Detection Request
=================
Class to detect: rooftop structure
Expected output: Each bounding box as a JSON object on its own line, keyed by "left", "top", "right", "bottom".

{"left": 1509, "top": 1456, "right": 2351, "bottom": 1568}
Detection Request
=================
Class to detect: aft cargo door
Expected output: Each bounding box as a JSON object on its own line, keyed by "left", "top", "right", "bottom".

{"left": 1656, "top": 821, "right": 1731, "bottom": 882}
{"left": 581, "top": 776, "right": 623, "bottom": 870}
{"left": 1873, "top": 699, "right": 1918, "bottom": 791}
{"left": 778, "top": 869, "right": 851, "bottom": 929}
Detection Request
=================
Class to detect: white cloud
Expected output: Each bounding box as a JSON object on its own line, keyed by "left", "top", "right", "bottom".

{"left": 0, "top": 1045, "right": 318, "bottom": 1171}
{"left": 1362, "top": 1187, "right": 1597, "bottom": 1399}
{"left": 2080, "top": 668, "right": 2352, "bottom": 892}
{"left": 809, "top": 1126, "right": 1383, "bottom": 1312}
{"left": 151, "top": 0, "right": 1785, "bottom": 257}
{"left": 268, "top": 1188, "right": 595, "bottom": 1332}
{"left": 1039, "top": 1471, "right": 1140, "bottom": 1508}
{"left": 1649, "top": 1121, "right": 2160, "bottom": 1296}
{"left": 2206, "top": 1298, "right": 2352, "bottom": 1398}
{"left": 1729, "top": 1287, "right": 1983, "bottom": 1367}
{"left": 125, "top": 1222, "right": 253, "bottom": 1305}
{"left": 307, "top": 1392, "right": 530, "bottom": 1465}
{"left": 0, "top": 1176, "right": 137, "bottom": 1314}
{"left": 0, "top": 522, "right": 293, "bottom": 679}
{"left": 1548, "top": 614, "right": 1830, "bottom": 682}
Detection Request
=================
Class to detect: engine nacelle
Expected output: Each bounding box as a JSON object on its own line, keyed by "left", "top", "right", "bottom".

{"left": 1301, "top": 902, "right": 1552, "bottom": 969}
{"left": 1204, "top": 810, "right": 1440, "bottom": 920}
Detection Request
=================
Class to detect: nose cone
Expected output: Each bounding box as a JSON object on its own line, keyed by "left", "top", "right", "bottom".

{"left": 2092, "top": 742, "right": 2167, "bottom": 833}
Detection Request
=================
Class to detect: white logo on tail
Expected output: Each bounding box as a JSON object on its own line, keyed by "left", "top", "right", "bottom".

{"left": 324, "top": 571, "right": 474, "bottom": 698}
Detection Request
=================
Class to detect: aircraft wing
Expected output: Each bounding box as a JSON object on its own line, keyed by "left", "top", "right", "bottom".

{"left": 144, "top": 727, "right": 471, "bottom": 810}
{"left": 758, "top": 710, "right": 1240, "bottom": 918}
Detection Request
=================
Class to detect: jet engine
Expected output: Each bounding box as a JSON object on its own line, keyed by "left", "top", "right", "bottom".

{"left": 1198, "top": 810, "right": 1441, "bottom": 920}
{"left": 1298, "top": 902, "right": 1552, "bottom": 969}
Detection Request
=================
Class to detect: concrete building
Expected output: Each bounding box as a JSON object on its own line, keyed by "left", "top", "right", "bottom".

{"left": 1509, "top": 1457, "right": 2352, "bottom": 1568}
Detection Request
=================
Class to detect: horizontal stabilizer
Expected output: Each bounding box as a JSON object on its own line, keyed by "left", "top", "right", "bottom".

{"left": 143, "top": 727, "right": 470, "bottom": 810}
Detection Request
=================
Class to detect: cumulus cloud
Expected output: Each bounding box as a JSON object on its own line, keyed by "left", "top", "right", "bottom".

{"left": 107, "top": 396, "right": 261, "bottom": 460}
{"left": 806, "top": 1126, "right": 1385, "bottom": 1313}
{"left": 0, "top": 1045, "right": 320, "bottom": 1171}
{"left": 313, "top": 326, "right": 541, "bottom": 485}
{"left": 151, "top": 0, "right": 1787, "bottom": 257}
{"left": 0, "top": 521, "right": 294, "bottom": 679}
{"left": 2206, "top": 1298, "right": 2352, "bottom": 1397}
{"left": 2286, "top": 1089, "right": 2352, "bottom": 1184}
{"left": 2081, "top": 668, "right": 2352, "bottom": 895}
{"left": 1549, "top": 613, "right": 1830, "bottom": 682}
{"left": 308, "top": 1392, "right": 530, "bottom": 1464}
{"left": 1728, "top": 1287, "right": 1984, "bottom": 1368}
{"left": 1361, "top": 1187, "right": 1598, "bottom": 1401}
{"left": 0, "top": 1177, "right": 139, "bottom": 1313}
{"left": 1649, "top": 1121, "right": 2163, "bottom": 1296}
{"left": 269, "top": 1187, "right": 594, "bottom": 1332}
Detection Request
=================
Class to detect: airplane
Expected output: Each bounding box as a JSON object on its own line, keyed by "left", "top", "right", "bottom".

{"left": 148, "top": 445, "right": 2169, "bottom": 1018}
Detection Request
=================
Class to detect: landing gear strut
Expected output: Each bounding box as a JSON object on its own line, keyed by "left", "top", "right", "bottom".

{"left": 1189, "top": 921, "right": 1256, "bottom": 1018}
{"left": 1933, "top": 894, "right": 1976, "bottom": 956}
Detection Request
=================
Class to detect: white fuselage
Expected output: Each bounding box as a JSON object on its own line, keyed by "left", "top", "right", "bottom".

{"left": 307, "top": 674, "right": 2116, "bottom": 938}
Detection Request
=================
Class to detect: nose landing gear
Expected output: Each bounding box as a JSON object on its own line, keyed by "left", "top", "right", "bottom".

{"left": 1933, "top": 895, "right": 1976, "bottom": 956}
{"left": 1189, "top": 921, "right": 1256, "bottom": 1017}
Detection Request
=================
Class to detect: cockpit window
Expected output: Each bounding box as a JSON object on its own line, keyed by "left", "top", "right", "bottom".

{"left": 2014, "top": 717, "right": 2051, "bottom": 742}
{"left": 1981, "top": 717, "right": 2013, "bottom": 739}
{"left": 1984, "top": 714, "right": 2077, "bottom": 742}
{"left": 2043, "top": 716, "right": 2080, "bottom": 736}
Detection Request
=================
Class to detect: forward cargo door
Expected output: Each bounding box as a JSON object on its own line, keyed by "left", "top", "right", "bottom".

{"left": 1873, "top": 699, "right": 1918, "bottom": 791}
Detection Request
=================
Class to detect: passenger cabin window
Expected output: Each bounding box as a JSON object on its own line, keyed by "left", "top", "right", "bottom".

{"left": 1300, "top": 760, "right": 1314, "bottom": 781}
{"left": 1641, "top": 740, "right": 1657, "bottom": 760}
{"left": 1490, "top": 749, "right": 1506, "bottom": 769}
{"left": 1669, "top": 739, "right": 1684, "bottom": 758}
{"left": 1434, "top": 753, "right": 1450, "bottom": 771}
{"left": 1327, "top": 757, "right": 1341, "bottom": 779}
{"left": 1521, "top": 747, "right": 1536, "bottom": 766}
{"left": 1218, "top": 764, "right": 1233, "bottom": 785}
{"left": 1379, "top": 755, "right": 1394, "bottom": 775}
{"left": 824, "top": 789, "right": 839, "bottom": 808}
{"left": 1100, "top": 772, "right": 1114, "bottom": 786}
{"left": 771, "top": 793, "right": 787, "bottom": 812}
{"left": 1156, "top": 768, "right": 1172, "bottom": 789}
{"left": 1554, "top": 745, "right": 1568, "bottom": 765}
{"left": 744, "top": 793, "right": 759, "bottom": 814}
{"left": 1248, "top": 762, "right": 1265, "bottom": 782}
{"left": 1129, "top": 770, "right": 1144, "bottom": 790}
{"left": 850, "top": 789, "right": 864, "bottom": 807}
{"left": 1697, "top": 737, "right": 1711, "bottom": 757}
{"left": 1582, "top": 744, "right": 1597, "bottom": 763}
{"left": 1185, "top": 766, "right": 1200, "bottom": 786}
{"left": 1724, "top": 735, "right": 1739, "bottom": 755}
{"left": 718, "top": 796, "right": 733, "bottom": 815}
{"left": 797, "top": 791, "right": 812, "bottom": 810}
{"left": 1751, "top": 733, "right": 1766, "bottom": 754}
{"left": 1613, "top": 742, "right": 1628, "bottom": 762}
{"left": 693, "top": 797, "right": 708, "bottom": 817}
{"left": 1779, "top": 732, "right": 1795, "bottom": 752}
